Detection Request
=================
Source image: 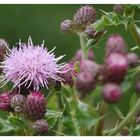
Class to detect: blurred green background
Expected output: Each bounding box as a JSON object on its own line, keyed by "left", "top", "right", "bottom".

{"left": 0, "top": 4, "right": 139, "bottom": 63}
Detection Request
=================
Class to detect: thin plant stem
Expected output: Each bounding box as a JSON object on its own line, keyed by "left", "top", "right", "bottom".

{"left": 108, "top": 98, "right": 140, "bottom": 136}
{"left": 95, "top": 101, "right": 108, "bottom": 136}
{"left": 78, "top": 33, "right": 88, "bottom": 60}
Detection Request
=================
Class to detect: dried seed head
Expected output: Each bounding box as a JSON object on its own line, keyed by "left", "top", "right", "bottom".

{"left": 60, "top": 19, "right": 74, "bottom": 33}
{"left": 23, "top": 91, "right": 46, "bottom": 120}
{"left": 73, "top": 5, "right": 96, "bottom": 26}
{"left": 102, "top": 83, "right": 122, "bottom": 103}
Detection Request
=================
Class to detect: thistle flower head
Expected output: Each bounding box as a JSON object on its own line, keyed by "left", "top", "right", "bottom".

{"left": 11, "top": 94, "right": 26, "bottom": 113}
{"left": 113, "top": 4, "right": 124, "bottom": 13}
{"left": 1, "top": 37, "right": 65, "bottom": 91}
{"left": 23, "top": 91, "right": 46, "bottom": 120}
{"left": 105, "top": 34, "right": 127, "bottom": 57}
{"left": 0, "top": 90, "right": 18, "bottom": 111}
{"left": 103, "top": 53, "right": 128, "bottom": 84}
{"left": 73, "top": 5, "right": 96, "bottom": 26}
{"left": 127, "top": 52, "right": 139, "bottom": 68}
{"left": 102, "top": 83, "right": 122, "bottom": 103}
{"left": 75, "top": 72, "right": 95, "bottom": 98}
{"left": 60, "top": 19, "right": 74, "bottom": 33}
{"left": 59, "top": 63, "right": 78, "bottom": 87}
{"left": 33, "top": 119, "right": 48, "bottom": 134}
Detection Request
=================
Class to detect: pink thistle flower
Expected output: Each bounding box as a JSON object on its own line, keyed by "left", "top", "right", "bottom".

{"left": 0, "top": 37, "right": 65, "bottom": 91}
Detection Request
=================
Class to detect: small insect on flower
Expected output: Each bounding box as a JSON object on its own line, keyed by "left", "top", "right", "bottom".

{"left": 0, "top": 37, "right": 65, "bottom": 91}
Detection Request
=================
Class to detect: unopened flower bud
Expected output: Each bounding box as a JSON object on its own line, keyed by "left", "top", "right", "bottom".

{"left": 103, "top": 53, "right": 128, "bottom": 84}
{"left": 75, "top": 72, "right": 95, "bottom": 98}
{"left": 11, "top": 94, "right": 26, "bottom": 113}
{"left": 114, "top": 4, "right": 124, "bottom": 13}
{"left": 0, "top": 39, "right": 8, "bottom": 73}
{"left": 127, "top": 53, "right": 139, "bottom": 68}
{"left": 135, "top": 80, "right": 140, "bottom": 95}
{"left": 80, "top": 60, "right": 99, "bottom": 78}
{"left": 23, "top": 91, "right": 46, "bottom": 120}
{"left": 73, "top": 5, "right": 96, "bottom": 26}
{"left": 102, "top": 83, "right": 122, "bottom": 103}
{"left": 72, "top": 48, "right": 95, "bottom": 63}
{"left": 60, "top": 20, "right": 74, "bottom": 33}
{"left": 59, "top": 63, "right": 77, "bottom": 87}
{"left": 84, "top": 27, "right": 96, "bottom": 38}
{"left": 0, "top": 90, "right": 18, "bottom": 111}
{"left": 33, "top": 119, "right": 48, "bottom": 134}
{"left": 105, "top": 34, "right": 127, "bottom": 57}
{"left": 0, "top": 39, "right": 8, "bottom": 61}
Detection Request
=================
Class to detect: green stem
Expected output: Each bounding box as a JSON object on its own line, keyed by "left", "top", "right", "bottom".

{"left": 95, "top": 101, "right": 107, "bottom": 136}
{"left": 128, "top": 22, "right": 140, "bottom": 48}
{"left": 56, "top": 117, "right": 63, "bottom": 136}
{"left": 108, "top": 98, "right": 140, "bottom": 136}
{"left": 79, "top": 33, "right": 88, "bottom": 60}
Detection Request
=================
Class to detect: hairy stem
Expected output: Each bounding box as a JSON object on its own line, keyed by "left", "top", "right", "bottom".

{"left": 108, "top": 98, "right": 140, "bottom": 136}
{"left": 95, "top": 101, "right": 107, "bottom": 136}
{"left": 79, "top": 33, "right": 88, "bottom": 60}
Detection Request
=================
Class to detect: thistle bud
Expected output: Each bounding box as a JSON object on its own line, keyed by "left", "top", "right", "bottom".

{"left": 136, "top": 116, "right": 140, "bottom": 125}
{"left": 0, "top": 39, "right": 8, "bottom": 73}
{"left": 84, "top": 27, "right": 96, "bottom": 38}
{"left": 23, "top": 91, "right": 46, "bottom": 120}
{"left": 103, "top": 53, "right": 128, "bottom": 84}
{"left": 135, "top": 80, "right": 140, "bottom": 94}
{"left": 0, "top": 89, "right": 18, "bottom": 111}
{"left": 73, "top": 5, "right": 96, "bottom": 26}
{"left": 114, "top": 4, "right": 124, "bottom": 13}
{"left": 33, "top": 119, "right": 48, "bottom": 134}
{"left": 105, "top": 34, "right": 127, "bottom": 57}
{"left": 75, "top": 72, "right": 95, "bottom": 98}
{"left": 102, "top": 83, "right": 122, "bottom": 103}
{"left": 80, "top": 60, "right": 99, "bottom": 78}
{"left": 11, "top": 94, "right": 26, "bottom": 113}
{"left": 71, "top": 48, "right": 95, "bottom": 63}
{"left": 126, "top": 53, "right": 139, "bottom": 68}
{"left": 0, "top": 39, "right": 8, "bottom": 61}
{"left": 60, "top": 20, "right": 74, "bottom": 33}
{"left": 59, "top": 63, "right": 77, "bottom": 87}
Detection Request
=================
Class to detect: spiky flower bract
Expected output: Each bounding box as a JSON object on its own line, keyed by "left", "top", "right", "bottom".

{"left": 1, "top": 37, "right": 65, "bottom": 91}
{"left": 33, "top": 119, "right": 48, "bottom": 134}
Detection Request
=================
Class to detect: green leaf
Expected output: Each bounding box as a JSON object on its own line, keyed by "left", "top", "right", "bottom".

{"left": 76, "top": 101, "right": 98, "bottom": 129}
{"left": 8, "top": 116, "right": 26, "bottom": 128}
{"left": 45, "top": 109, "right": 62, "bottom": 130}
{"left": 0, "top": 117, "right": 14, "bottom": 135}
{"left": 130, "top": 126, "right": 140, "bottom": 136}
